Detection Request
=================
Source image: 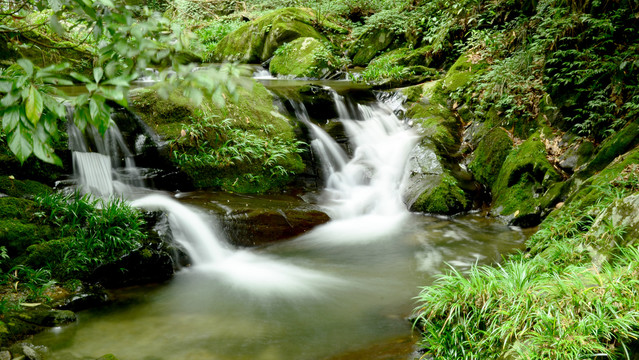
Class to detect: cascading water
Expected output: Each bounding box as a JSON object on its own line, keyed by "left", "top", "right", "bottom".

{"left": 67, "top": 109, "right": 144, "bottom": 197}
{"left": 34, "top": 82, "right": 527, "bottom": 360}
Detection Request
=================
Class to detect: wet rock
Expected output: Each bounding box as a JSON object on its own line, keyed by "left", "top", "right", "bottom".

{"left": 213, "top": 8, "right": 327, "bottom": 63}
{"left": 270, "top": 37, "right": 339, "bottom": 79}
{"left": 15, "top": 309, "right": 76, "bottom": 327}
{"left": 591, "top": 194, "right": 639, "bottom": 245}
{"left": 557, "top": 137, "right": 595, "bottom": 173}
{"left": 178, "top": 191, "right": 330, "bottom": 246}
{"left": 91, "top": 246, "right": 175, "bottom": 288}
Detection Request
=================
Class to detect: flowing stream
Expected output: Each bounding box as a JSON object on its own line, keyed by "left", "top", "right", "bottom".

{"left": 33, "top": 81, "right": 527, "bottom": 359}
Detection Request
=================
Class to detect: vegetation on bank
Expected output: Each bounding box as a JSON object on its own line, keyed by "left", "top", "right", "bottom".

{"left": 0, "top": 189, "right": 152, "bottom": 345}
{"left": 414, "top": 158, "right": 639, "bottom": 358}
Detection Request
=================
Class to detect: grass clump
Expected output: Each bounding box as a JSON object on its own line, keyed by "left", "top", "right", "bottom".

{"left": 0, "top": 192, "right": 146, "bottom": 314}
{"left": 414, "top": 173, "right": 639, "bottom": 359}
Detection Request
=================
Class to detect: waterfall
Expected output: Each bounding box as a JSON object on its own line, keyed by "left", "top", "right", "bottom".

{"left": 67, "top": 112, "right": 144, "bottom": 197}
{"left": 294, "top": 90, "right": 418, "bottom": 220}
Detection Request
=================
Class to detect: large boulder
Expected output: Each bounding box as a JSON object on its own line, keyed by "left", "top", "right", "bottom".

{"left": 269, "top": 37, "right": 339, "bottom": 78}
{"left": 212, "top": 8, "right": 327, "bottom": 63}
{"left": 490, "top": 134, "right": 563, "bottom": 226}
{"left": 349, "top": 27, "right": 399, "bottom": 66}
{"left": 467, "top": 127, "right": 513, "bottom": 189}
{"left": 129, "top": 79, "right": 305, "bottom": 193}
{"left": 362, "top": 47, "right": 440, "bottom": 89}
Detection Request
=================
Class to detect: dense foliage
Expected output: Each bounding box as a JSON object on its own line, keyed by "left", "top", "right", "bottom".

{"left": 0, "top": 193, "right": 145, "bottom": 310}
{"left": 414, "top": 168, "right": 639, "bottom": 358}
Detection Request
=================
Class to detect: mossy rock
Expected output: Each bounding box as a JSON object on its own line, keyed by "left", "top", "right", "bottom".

{"left": 0, "top": 218, "right": 55, "bottom": 257}
{"left": 269, "top": 37, "right": 338, "bottom": 78}
{"left": 411, "top": 172, "right": 469, "bottom": 215}
{"left": 576, "top": 118, "right": 639, "bottom": 179}
{"left": 468, "top": 127, "right": 513, "bottom": 189}
{"left": 565, "top": 147, "right": 639, "bottom": 209}
{"left": 130, "top": 80, "right": 305, "bottom": 193}
{"left": 0, "top": 197, "right": 37, "bottom": 220}
{"left": 490, "top": 135, "right": 562, "bottom": 226}
{"left": 0, "top": 176, "right": 51, "bottom": 198}
{"left": 406, "top": 102, "right": 461, "bottom": 158}
{"left": 212, "top": 8, "right": 327, "bottom": 63}
{"left": 97, "top": 355, "right": 120, "bottom": 360}
{"left": 24, "top": 237, "right": 74, "bottom": 272}
{"left": 349, "top": 27, "right": 399, "bottom": 66}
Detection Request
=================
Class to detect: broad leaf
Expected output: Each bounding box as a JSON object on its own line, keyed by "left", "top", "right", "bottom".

{"left": 33, "top": 133, "right": 63, "bottom": 166}
{"left": 8, "top": 123, "right": 33, "bottom": 164}
{"left": 2, "top": 106, "right": 20, "bottom": 132}
{"left": 1, "top": 91, "right": 20, "bottom": 107}
{"left": 25, "top": 85, "right": 44, "bottom": 125}
{"left": 49, "top": 14, "right": 65, "bottom": 36}
{"left": 93, "top": 67, "right": 104, "bottom": 84}
{"left": 70, "top": 72, "right": 92, "bottom": 83}
{"left": 17, "top": 59, "right": 34, "bottom": 78}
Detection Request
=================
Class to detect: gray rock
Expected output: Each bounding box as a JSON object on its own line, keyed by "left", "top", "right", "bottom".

{"left": 0, "top": 350, "right": 10, "bottom": 360}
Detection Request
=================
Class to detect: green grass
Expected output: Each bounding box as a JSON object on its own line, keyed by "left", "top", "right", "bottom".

{"left": 414, "top": 178, "right": 639, "bottom": 359}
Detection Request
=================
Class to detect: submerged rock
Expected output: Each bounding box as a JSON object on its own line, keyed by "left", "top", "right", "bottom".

{"left": 212, "top": 8, "right": 327, "bottom": 63}
{"left": 177, "top": 191, "right": 329, "bottom": 246}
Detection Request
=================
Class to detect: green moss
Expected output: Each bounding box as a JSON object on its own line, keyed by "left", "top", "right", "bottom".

{"left": 491, "top": 135, "right": 561, "bottom": 223}
{"left": 212, "top": 8, "right": 327, "bottom": 63}
{"left": 24, "top": 237, "right": 74, "bottom": 270}
{"left": 130, "top": 80, "right": 305, "bottom": 193}
{"left": 566, "top": 147, "right": 639, "bottom": 209}
{"left": 412, "top": 173, "right": 469, "bottom": 215}
{"left": 468, "top": 128, "right": 513, "bottom": 189}
{"left": 407, "top": 102, "right": 461, "bottom": 157}
{"left": 0, "top": 219, "right": 54, "bottom": 255}
{"left": 577, "top": 118, "right": 639, "bottom": 179}
{"left": 0, "top": 176, "right": 52, "bottom": 198}
{"left": 350, "top": 27, "right": 397, "bottom": 66}
{"left": 269, "top": 37, "right": 337, "bottom": 78}
{"left": 0, "top": 197, "right": 37, "bottom": 220}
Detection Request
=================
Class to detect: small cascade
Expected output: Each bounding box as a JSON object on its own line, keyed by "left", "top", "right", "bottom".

{"left": 294, "top": 90, "right": 418, "bottom": 220}
{"left": 131, "top": 195, "right": 230, "bottom": 264}
{"left": 67, "top": 112, "right": 144, "bottom": 196}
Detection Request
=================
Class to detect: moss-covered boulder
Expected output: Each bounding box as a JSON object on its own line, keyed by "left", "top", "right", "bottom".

{"left": 130, "top": 80, "right": 305, "bottom": 193}
{"left": 411, "top": 172, "right": 469, "bottom": 214}
{"left": 576, "top": 118, "right": 639, "bottom": 179}
{"left": 0, "top": 176, "right": 51, "bottom": 198}
{"left": 362, "top": 47, "right": 440, "bottom": 88}
{"left": 468, "top": 128, "right": 514, "bottom": 189}
{"left": 212, "top": 8, "right": 327, "bottom": 63}
{"left": 490, "top": 135, "right": 562, "bottom": 226}
{"left": 349, "top": 27, "right": 399, "bottom": 66}
{"left": 269, "top": 37, "right": 338, "bottom": 78}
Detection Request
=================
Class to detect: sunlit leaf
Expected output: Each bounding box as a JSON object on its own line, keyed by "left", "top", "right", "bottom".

{"left": 25, "top": 85, "right": 44, "bottom": 125}
{"left": 1, "top": 91, "right": 20, "bottom": 107}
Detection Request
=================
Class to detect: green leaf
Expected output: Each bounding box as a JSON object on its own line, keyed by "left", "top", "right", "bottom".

{"left": 25, "top": 85, "right": 44, "bottom": 125}
{"left": 8, "top": 123, "right": 33, "bottom": 164}
{"left": 1, "top": 91, "right": 20, "bottom": 107}
{"left": 33, "top": 130, "right": 63, "bottom": 166}
{"left": 17, "top": 59, "right": 34, "bottom": 78}
{"left": 93, "top": 67, "right": 104, "bottom": 84}
{"left": 70, "top": 72, "right": 92, "bottom": 83}
{"left": 49, "top": 14, "right": 65, "bottom": 36}
{"left": 2, "top": 106, "right": 21, "bottom": 132}
{"left": 0, "top": 80, "right": 12, "bottom": 93}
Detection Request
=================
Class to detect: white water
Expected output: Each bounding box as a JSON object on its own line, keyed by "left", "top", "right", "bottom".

{"left": 68, "top": 119, "right": 143, "bottom": 197}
